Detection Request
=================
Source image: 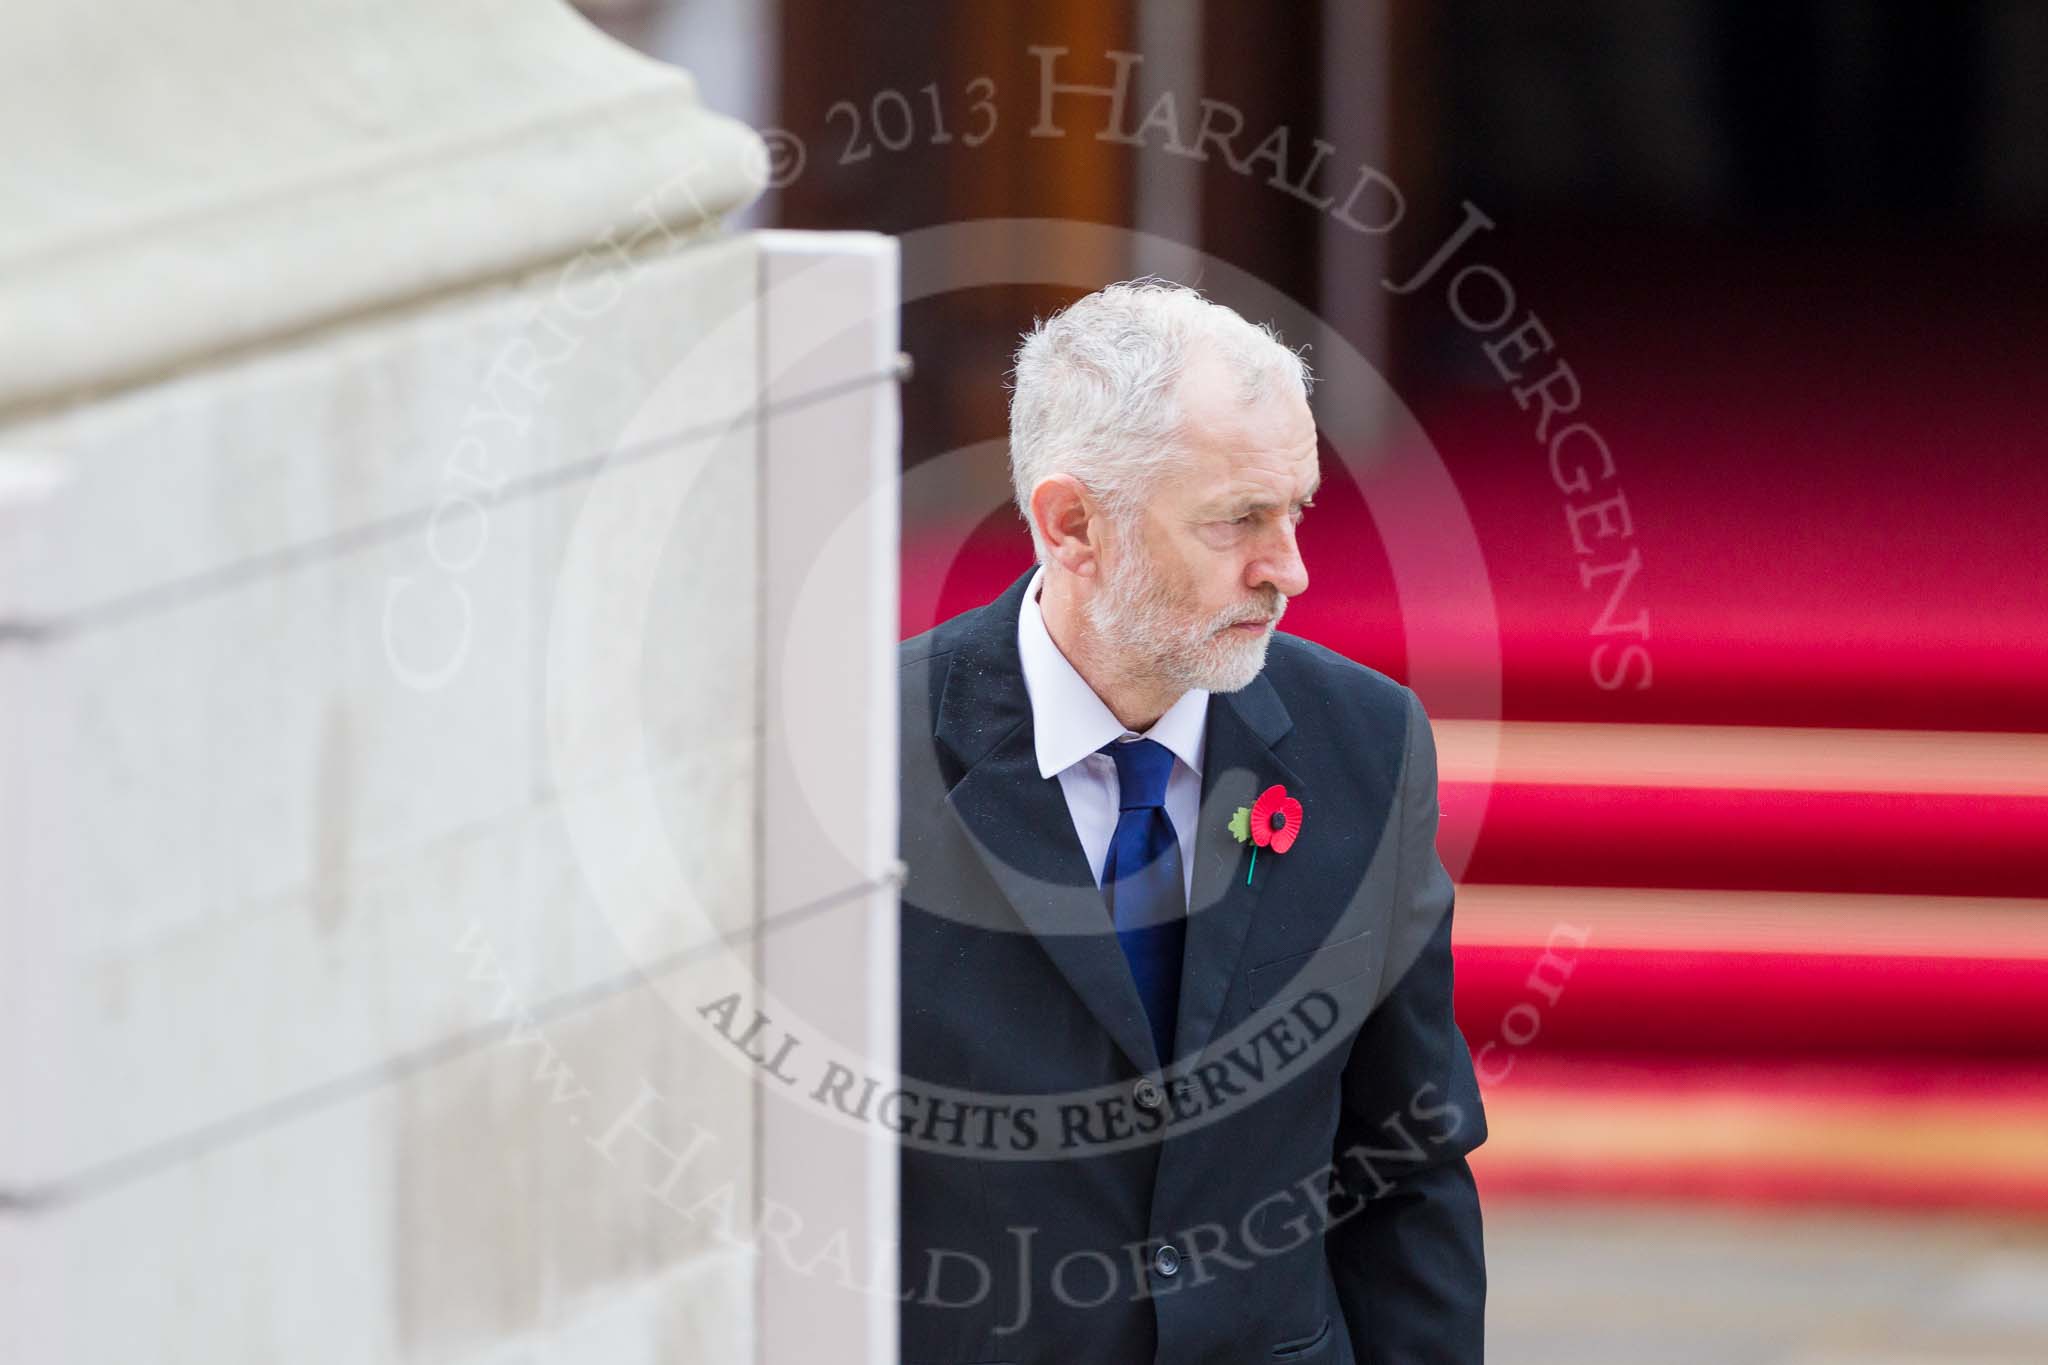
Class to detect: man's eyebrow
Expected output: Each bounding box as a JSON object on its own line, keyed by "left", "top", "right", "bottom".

{"left": 1208, "top": 474, "right": 1322, "bottom": 515}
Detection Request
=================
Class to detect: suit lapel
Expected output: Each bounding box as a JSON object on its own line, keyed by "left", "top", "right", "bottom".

{"left": 1171, "top": 670, "right": 1305, "bottom": 1069}
{"left": 936, "top": 568, "right": 1161, "bottom": 1075}
{"left": 945, "top": 727, "right": 1162, "bottom": 1075}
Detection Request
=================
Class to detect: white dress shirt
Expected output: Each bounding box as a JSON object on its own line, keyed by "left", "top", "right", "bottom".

{"left": 1016, "top": 564, "right": 1209, "bottom": 904}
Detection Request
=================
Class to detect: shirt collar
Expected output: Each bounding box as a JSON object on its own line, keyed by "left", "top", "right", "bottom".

{"left": 1016, "top": 563, "right": 1209, "bottom": 781}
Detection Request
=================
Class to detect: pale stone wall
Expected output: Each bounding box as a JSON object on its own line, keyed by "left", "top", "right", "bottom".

{"left": 0, "top": 4, "right": 900, "bottom": 1362}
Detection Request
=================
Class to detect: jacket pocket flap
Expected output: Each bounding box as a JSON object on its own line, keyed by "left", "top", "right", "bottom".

{"left": 1247, "top": 928, "right": 1376, "bottom": 995}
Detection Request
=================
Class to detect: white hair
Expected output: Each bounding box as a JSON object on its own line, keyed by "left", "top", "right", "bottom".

{"left": 1007, "top": 279, "right": 1314, "bottom": 564}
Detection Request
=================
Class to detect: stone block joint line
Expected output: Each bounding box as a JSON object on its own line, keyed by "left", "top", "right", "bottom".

{"left": 0, "top": 868, "right": 902, "bottom": 1218}
{"left": 0, "top": 361, "right": 910, "bottom": 647}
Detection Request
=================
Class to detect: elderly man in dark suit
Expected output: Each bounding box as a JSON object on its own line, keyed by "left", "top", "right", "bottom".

{"left": 896, "top": 280, "right": 1485, "bottom": 1364}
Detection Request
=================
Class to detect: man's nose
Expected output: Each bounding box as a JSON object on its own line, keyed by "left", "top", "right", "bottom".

{"left": 1253, "top": 521, "right": 1310, "bottom": 600}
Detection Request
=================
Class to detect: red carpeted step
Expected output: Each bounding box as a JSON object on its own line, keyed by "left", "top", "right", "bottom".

{"left": 1453, "top": 940, "right": 2048, "bottom": 1057}
{"left": 1442, "top": 781, "right": 2048, "bottom": 899}
{"left": 1467, "top": 1050, "right": 2048, "bottom": 1215}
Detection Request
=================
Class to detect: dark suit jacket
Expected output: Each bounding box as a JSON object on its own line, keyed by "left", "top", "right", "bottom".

{"left": 898, "top": 566, "right": 1486, "bottom": 1364}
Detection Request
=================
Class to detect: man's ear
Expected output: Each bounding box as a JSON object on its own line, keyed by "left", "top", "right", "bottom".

{"left": 1030, "top": 474, "right": 1103, "bottom": 579}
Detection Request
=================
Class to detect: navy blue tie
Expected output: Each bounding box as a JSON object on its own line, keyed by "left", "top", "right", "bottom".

{"left": 1098, "top": 738, "right": 1187, "bottom": 1066}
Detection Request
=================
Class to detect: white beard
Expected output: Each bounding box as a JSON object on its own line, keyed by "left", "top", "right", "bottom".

{"left": 1082, "top": 536, "right": 1283, "bottom": 696}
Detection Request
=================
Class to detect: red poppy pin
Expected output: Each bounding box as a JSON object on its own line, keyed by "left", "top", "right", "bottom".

{"left": 1227, "top": 783, "right": 1303, "bottom": 885}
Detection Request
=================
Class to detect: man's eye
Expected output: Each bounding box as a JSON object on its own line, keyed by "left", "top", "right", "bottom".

{"left": 1229, "top": 513, "right": 1254, "bottom": 526}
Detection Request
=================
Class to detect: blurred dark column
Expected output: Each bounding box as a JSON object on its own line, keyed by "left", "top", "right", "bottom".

{"left": 1873, "top": 2, "right": 1987, "bottom": 217}
{"left": 1320, "top": 0, "right": 1402, "bottom": 430}
{"left": 943, "top": 20, "right": 1138, "bottom": 457}
{"left": 777, "top": 0, "right": 956, "bottom": 239}
{"left": 1716, "top": 1, "right": 1988, "bottom": 223}
{"left": 777, "top": 0, "right": 1139, "bottom": 485}
{"left": 1197, "top": 1, "right": 1324, "bottom": 314}
{"left": 1715, "top": 2, "right": 1828, "bottom": 219}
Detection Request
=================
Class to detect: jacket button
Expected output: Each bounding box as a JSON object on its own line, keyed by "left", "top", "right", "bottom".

{"left": 1153, "top": 1243, "right": 1181, "bottom": 1277}
{"left": 1133, "top": 1077, "right": 1164, "bottom": 1110}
